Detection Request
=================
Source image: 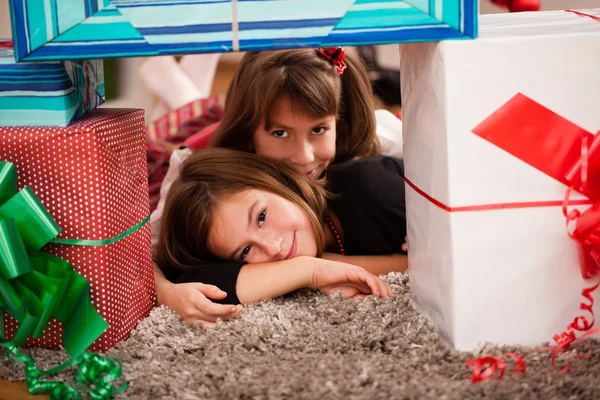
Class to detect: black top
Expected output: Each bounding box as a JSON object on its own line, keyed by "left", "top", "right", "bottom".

{"left": 168, "top": 155, "right": 407, "bottom": 304}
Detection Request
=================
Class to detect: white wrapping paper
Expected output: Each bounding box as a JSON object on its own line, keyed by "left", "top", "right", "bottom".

{"left": 400, "top": 9, "right": 600, "bottom": 350}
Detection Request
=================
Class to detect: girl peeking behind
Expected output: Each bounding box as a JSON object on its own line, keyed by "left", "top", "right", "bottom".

{"left": 152, "top": 47, "right": 406, "bottom": 326}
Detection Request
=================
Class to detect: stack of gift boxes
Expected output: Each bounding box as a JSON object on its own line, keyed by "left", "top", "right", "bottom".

{"left": 2, "top": 0, "right": 479, "bottom": 358}
{"left": 0, "top": 42, "right": 156, "bottom": 354}
{"left": 3, "top": 0, "right": 600, "bottom": 375}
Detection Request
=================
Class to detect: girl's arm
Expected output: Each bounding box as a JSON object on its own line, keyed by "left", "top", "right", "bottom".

{"left": 154, "top": 263, "right": 243, "bottom": 326}
{"left": 321, "top": 253, "right": 408, "bottom": 276}
{"left": 157, "top": 256, "right": 393, "bottom": 310}
{"left": 235, "top": 256, "right": 392, "bottom": 304}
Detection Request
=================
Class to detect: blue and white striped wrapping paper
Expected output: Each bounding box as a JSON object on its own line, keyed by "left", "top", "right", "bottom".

{"left": 10, "top": 0, "right": 478, "bottom": 62}
{"left": 0, "top": 45, "right": 105, "bottom": 126}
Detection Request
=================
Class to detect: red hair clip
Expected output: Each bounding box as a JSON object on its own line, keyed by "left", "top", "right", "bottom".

{"left": 318, "top": 47, "right": 347, "bottom": 75}
{"left": 0, "top": 40, "right": 14, "bottom": 50}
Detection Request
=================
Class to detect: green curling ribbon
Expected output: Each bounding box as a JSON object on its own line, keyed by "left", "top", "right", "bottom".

{"left": 0, "top": 160, "right": 143, "bottom": 399}
{"left": 1, "top": 338, "right": 128, "bottom": 400}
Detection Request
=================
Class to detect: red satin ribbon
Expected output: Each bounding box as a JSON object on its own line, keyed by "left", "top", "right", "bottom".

{"left": 405, "top": 178, "right": 592, "bottom": 213}
{"left": 473, "top": 93, "right": 600, "bottom": 280}
{"left": 566, "top": 9, "right": 600, "bottom": 22}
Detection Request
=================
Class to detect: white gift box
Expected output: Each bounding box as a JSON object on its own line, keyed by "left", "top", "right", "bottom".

{"left": 400, "top": 9, "right": 600, "bottom": 351}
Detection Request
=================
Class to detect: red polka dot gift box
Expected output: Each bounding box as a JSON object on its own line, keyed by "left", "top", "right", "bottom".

{"left": 0, "top": 108, "right": 156, "bottom": 352}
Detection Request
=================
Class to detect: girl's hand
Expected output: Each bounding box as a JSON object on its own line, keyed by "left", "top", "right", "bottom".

{"left": 402, "top": 236, "right": 408, "bottom": 252}
{"left": 311, "top": 259, "right": 393, "bottom": 299}
{"left": 158, "top": 281, "right": 243, "bottom": 328}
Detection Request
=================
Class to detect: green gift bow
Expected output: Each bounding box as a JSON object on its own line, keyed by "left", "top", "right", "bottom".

{"left": 0, "top": 160, "right": 144, "bottom": 399}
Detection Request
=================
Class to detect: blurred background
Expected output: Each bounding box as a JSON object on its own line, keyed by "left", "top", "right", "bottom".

{"left": 0, "top": 0, "right": 596, "bottom": 122}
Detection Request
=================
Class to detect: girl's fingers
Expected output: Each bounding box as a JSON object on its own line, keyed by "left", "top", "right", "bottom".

{"left": 382, "top": 279, "right": 394, "bottom": 298}
{"left": 200, "top": 301, "right": 243, "bottom": 318}
{"left": 364, "top": 274, "right": 381, "bottom": 297}
{"left": 196, "top": 283, "right": 228, "bottom": 300}
{"left": 194, "top": 320, "right": 217, "bottom": 329}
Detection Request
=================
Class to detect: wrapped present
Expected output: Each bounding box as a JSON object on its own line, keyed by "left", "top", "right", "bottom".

{"left": 0, "top": 41, "right": 104, "bottom": 126}
{"left": 9, "top": 0, "right": 477, "bottom": 61}
{"left": 0, "top": 160, "right": 130, "bottom": 397}
{"left": 400, "top": 9, "right": 600, "bottom": 350}
{"left": 0, "top": 108, "right": 155, "bottom": 352}
{"left": 146, "top": 96, "right": 224, "bottom": 212}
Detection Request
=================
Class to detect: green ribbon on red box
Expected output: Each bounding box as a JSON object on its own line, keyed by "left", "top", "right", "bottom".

{"left": 0, "top": 160, "right": 128, "bottom": 399}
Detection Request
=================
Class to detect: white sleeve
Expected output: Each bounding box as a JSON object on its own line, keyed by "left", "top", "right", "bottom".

{"left": 375, "top": 109, "right": 403, "bottom": 159}
{"left": 150, "top": 147, "right": 193, "bottom": 256}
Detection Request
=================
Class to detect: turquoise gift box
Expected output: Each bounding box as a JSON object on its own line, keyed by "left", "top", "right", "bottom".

{"left": 0, "top": 44, "right": 104, "bottom": 126}
{"left": 9, "top": 0, "right": 478, "bottom": 61}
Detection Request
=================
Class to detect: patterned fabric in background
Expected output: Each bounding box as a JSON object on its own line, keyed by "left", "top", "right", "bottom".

{"left": 146, "top": 96, "right": 224, "bottom": 211}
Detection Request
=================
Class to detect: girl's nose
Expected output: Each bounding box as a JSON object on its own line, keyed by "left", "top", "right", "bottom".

{"left": 260, "top": 234, "right": 283, "bottom": 260}
{"left": 290, "top": 140, "right": 315, "bottom": 168}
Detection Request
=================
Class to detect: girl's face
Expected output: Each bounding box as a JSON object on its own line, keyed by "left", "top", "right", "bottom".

{"left": 253, "top": 98, "right": 337, "bottom": 179}
{"left": 208, "top": 189, "right": 318, "bottom": 264}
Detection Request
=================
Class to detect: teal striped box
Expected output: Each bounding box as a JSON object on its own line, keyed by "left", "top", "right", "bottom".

{"left": 0, "top": 44, "right": 104, "bottom": 126}
{"left": 9, "top": 0, "right": 477, "bottom": 61}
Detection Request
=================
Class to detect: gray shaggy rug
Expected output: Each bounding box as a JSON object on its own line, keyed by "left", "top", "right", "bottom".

{"left": 2, "top": 273, "right": 600, "bottom": 399}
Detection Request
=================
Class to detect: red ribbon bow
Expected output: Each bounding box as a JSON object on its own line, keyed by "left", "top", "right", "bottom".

{"left": 318, "top": 47, "right": 347, "bottom": 75}
{"left": 564, "top": 134, "right": 600, "bottom": 279}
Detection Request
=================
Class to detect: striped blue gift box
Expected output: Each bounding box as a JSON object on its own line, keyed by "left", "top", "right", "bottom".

{"left": 10, "top": 0, "right": 477, "bottom": 62}
{"left": 0, "top": 44, "right": 104, "bottom": 126}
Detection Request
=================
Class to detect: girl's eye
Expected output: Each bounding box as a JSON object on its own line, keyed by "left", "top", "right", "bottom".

{"left": 272, "top": 130, "right": 289, "bottom": 138}
{"left": 258, "top": 210, "right": 266, "bottom": 226}
{"left": 241, "top": 246, "right": 251, "bottom": 261}
{"left": 312, "top": 127, "right": 326, "bottom": 135}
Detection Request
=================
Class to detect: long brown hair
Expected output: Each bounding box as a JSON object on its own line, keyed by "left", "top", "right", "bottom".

{"left": 156, "top": 148, "right": 329, "bottom": 272}
{"left": 209, "top": 48, "right": 379, "bottom": 164}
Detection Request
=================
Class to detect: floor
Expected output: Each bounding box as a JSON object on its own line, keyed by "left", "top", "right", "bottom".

{"left": 0, "top": 382, "right": 45, "bottom": 400}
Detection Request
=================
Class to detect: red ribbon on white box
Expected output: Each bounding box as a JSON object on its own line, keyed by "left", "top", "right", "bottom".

{"left": 405, "top": 92, "right": 600, "bottom": 381}
{"left": 466, "top": 93, "right": 600, "bottom": 380}
{"left": 472, "top": 93, "right": 600, "bottom": 281}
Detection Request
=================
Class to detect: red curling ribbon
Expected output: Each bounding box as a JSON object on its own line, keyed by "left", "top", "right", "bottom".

{"left": 467, "top": 327, "right": 600, "bottom": 382}
{"left": 465, "top": 357, "right": 505, "bottom": 382}
{"left": 566, "top": 10, "right": 600, "bottom": 22}
{"left": 317, "top": 47, "right": 347, "bottom": 75}
{"left": 553, "top": 281, "right": 600, "bottom": 348}
{"left": 466, "top": 353, "right": 527, "bottom": 382}
{"left": 0, "top": 40, "right": 13, "bottom": 49}
{"left": 550, "top": 327, "right": 600, "bottom": 374}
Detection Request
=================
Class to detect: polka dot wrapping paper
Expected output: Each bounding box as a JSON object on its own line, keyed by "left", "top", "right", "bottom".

{"left": 0, "top": 108, "right": 156, "bottom": 352}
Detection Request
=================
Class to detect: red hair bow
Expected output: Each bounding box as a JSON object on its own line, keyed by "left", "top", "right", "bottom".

{"left": 0, "top": 40, "right": 13, "bottom": 50}
{"left": 318, "top": 47, "right": 347, "bottom": 75}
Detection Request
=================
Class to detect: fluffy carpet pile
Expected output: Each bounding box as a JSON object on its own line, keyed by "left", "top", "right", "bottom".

{"left": 2, "top": 273, "right": 599, "bottom": 399}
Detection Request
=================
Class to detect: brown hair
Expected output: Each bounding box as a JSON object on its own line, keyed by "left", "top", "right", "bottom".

{"left": 156, "top": 148, "right": 329, "bottom": 272}
{"left": 209, "top": 48, "right": 379, "bottom": 164}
